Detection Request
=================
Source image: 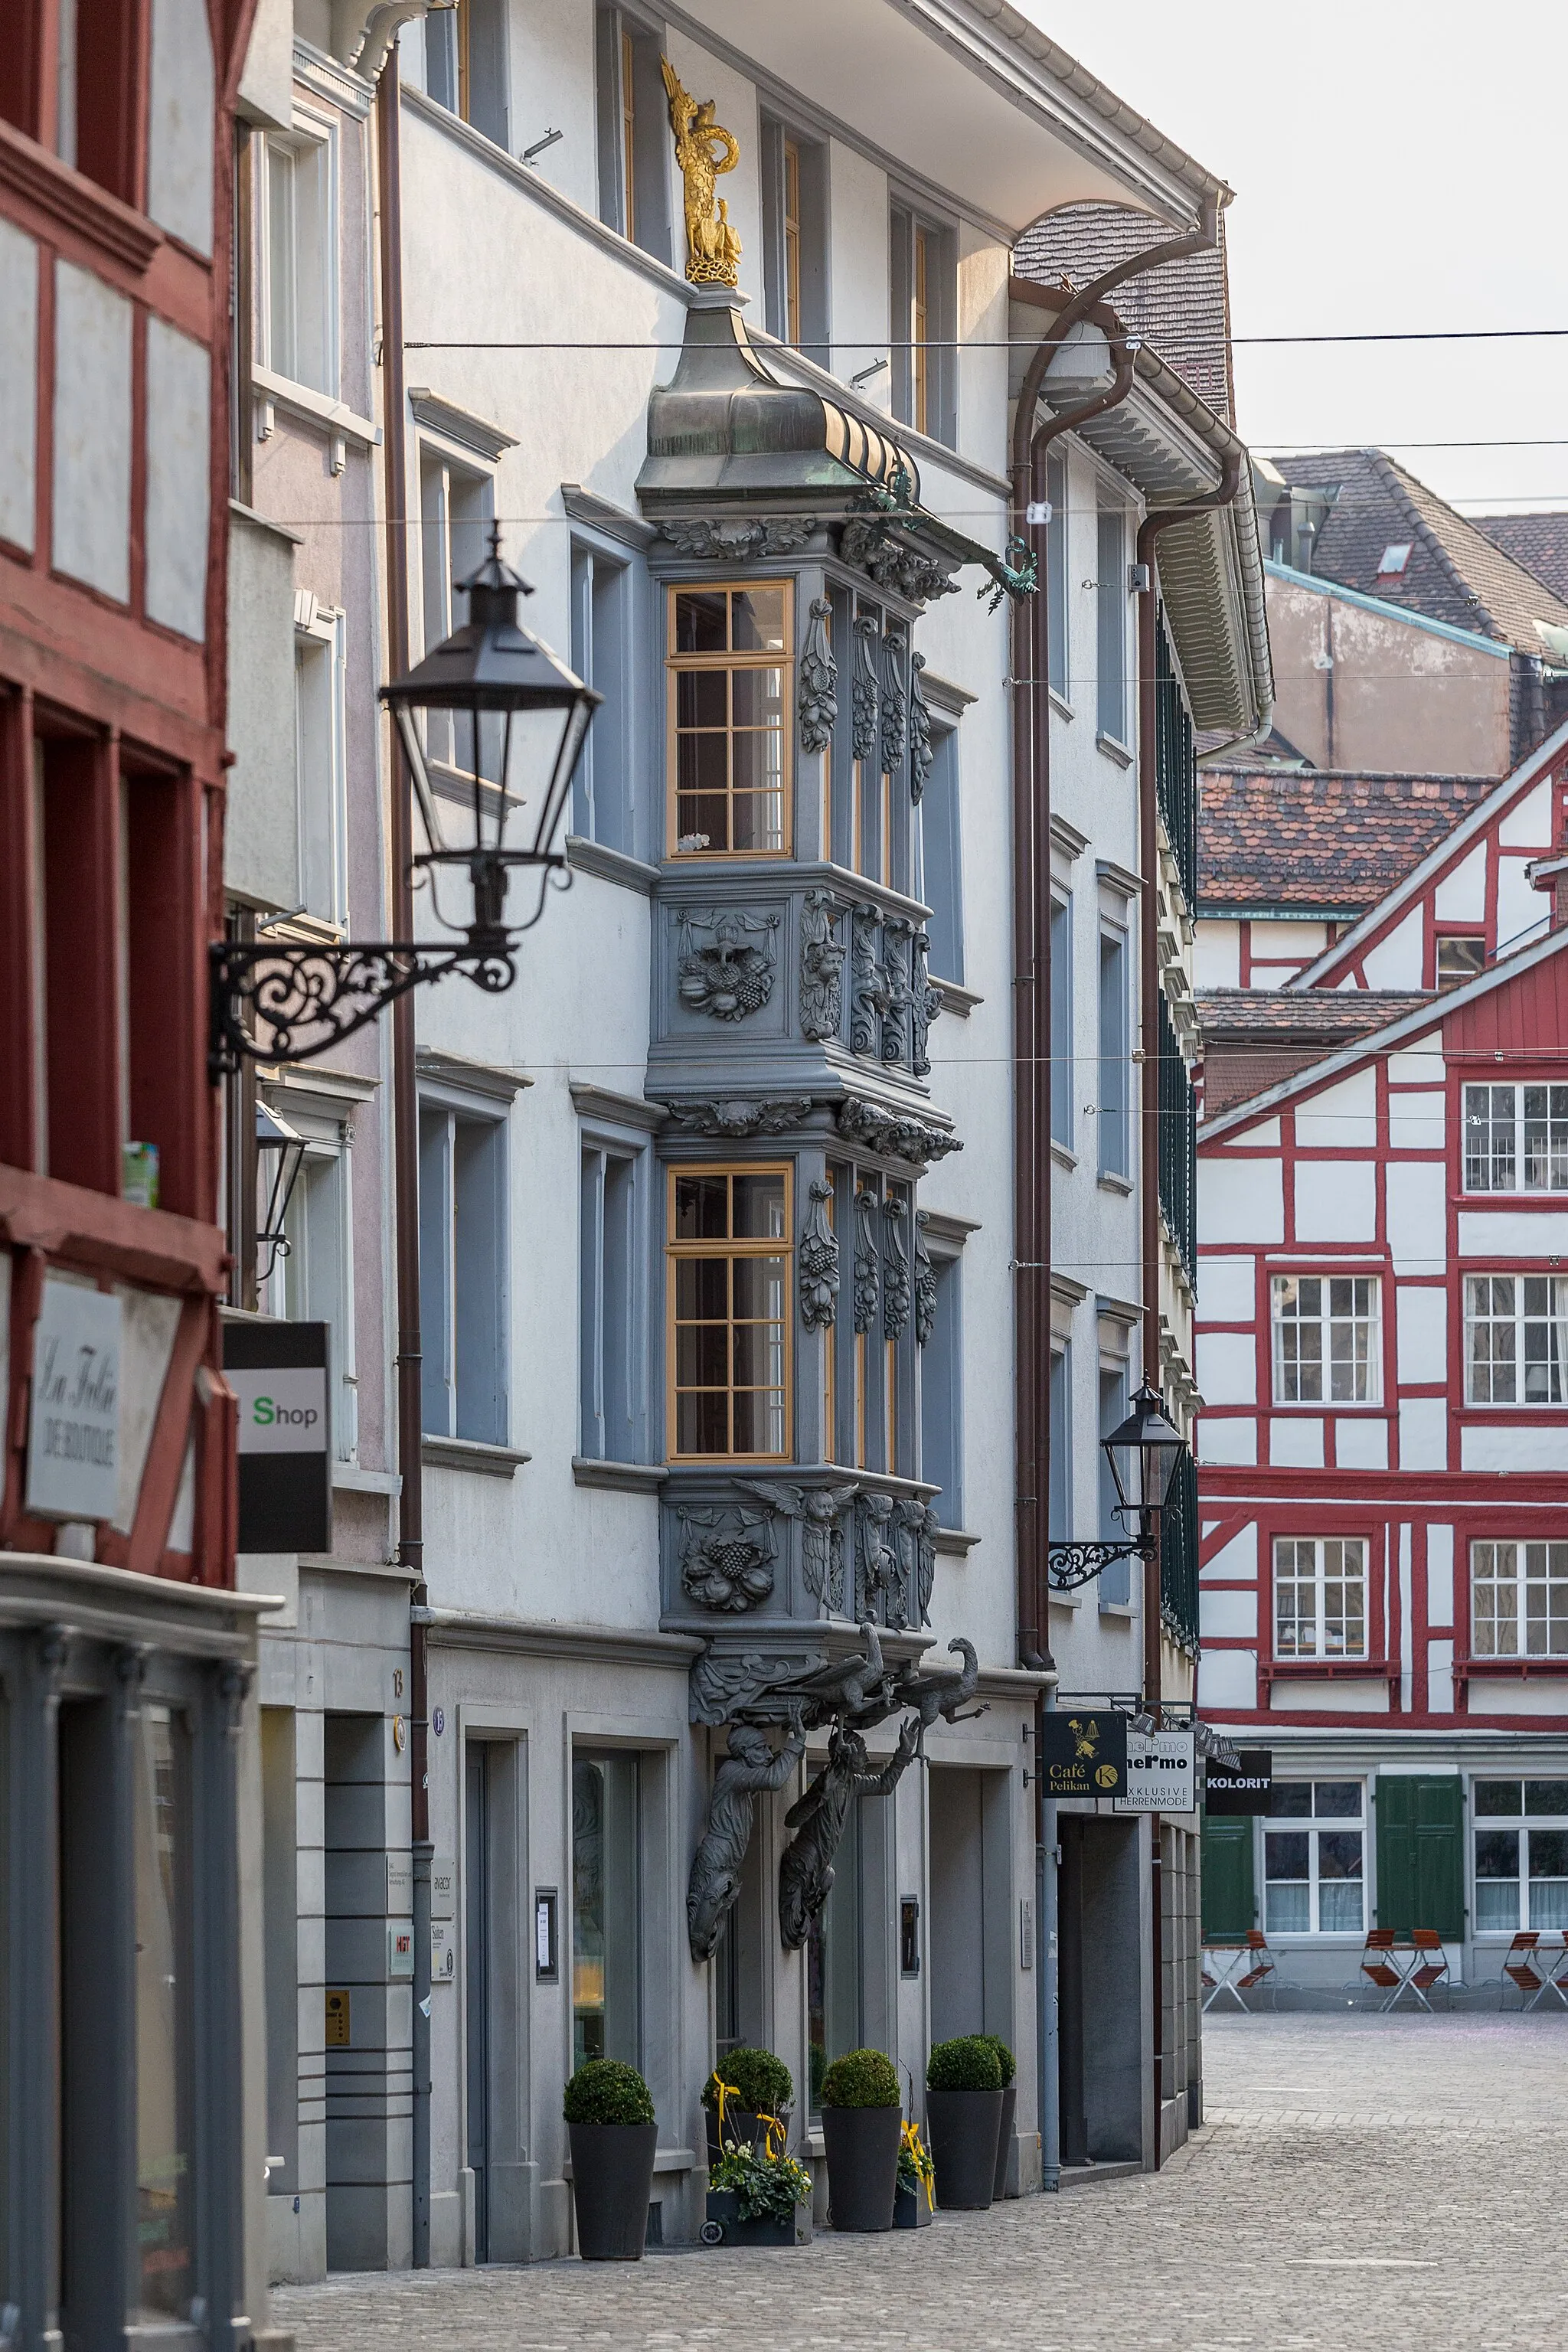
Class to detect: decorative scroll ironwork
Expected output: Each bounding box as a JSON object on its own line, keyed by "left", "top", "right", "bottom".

{"left": 797, "top": 1180, "right": 841, "bottom": 1331}
{"left": 799, "top": 595, "right": 838, "bottom": 755}
{"left": 851, "top": 615, "right": 880, "bottom": 762}
{"left": 908, "top": 652, "right": 934, "bottom": 805}
{"left": 1046, "top": 1536, "right": 1155, "bottom": 1590}
{"left": 209, "top": 935, "right": 517, "bottom": 1078}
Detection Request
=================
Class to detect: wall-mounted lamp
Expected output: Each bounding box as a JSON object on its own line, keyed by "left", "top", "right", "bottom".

{"left": 850, "top": 354, "right": 889, "bottom": 387}
{"left": 522, "top": 127, "right": 563, "bottom": 165}
{"left": 255, "top": 1098, "right": 308, "bottom": 1285}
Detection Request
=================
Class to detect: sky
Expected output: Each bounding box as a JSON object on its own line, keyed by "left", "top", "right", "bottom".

{"left": 1030, "top": 0, "right": 1568, "bottom": 515}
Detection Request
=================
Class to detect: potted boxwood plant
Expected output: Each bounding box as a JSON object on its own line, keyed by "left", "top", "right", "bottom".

{"left": 893, "top": 2119, "right": 935, "bottom": 2230}
{"left": 701, "top": 2047, "right": 795, "bottom": 2166}
{"left": 926, "top": 2035, "right": 1003, "bottom": 2210}
{"left": 701, "top": 2138, "right": 813, "bottom": 2248}
{"left": 818, "top": 2047, "right": 902, "bottom": 2233}
{"left": 564, "top": 2058, "right": 658, "bottom": 2260}
{"left": 977, "top": 2035, "right": 1017, "bottom": 2199}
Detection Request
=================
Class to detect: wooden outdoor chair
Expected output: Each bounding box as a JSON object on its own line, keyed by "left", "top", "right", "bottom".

{"left": 1396, "top": 1929, "right": 1451, "bottom": 2012}
{"left": 1359, "top": 1928, "right": 1405, "bottom": 2007}
{"left": 1235, "top": 1929, "right": 1278, "bottom": 2003}
{"left": 1502, "top": 1930, "right": 1544, "bottom": 2010}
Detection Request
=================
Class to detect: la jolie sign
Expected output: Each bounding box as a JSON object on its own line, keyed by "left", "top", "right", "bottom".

{"left": 27, "top": 1279, "right": 122, "bottom": 1522}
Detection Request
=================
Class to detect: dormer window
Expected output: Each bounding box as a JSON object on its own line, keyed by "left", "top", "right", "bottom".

{"left": 666, "top": 583, "right": 792, "bottom": 857}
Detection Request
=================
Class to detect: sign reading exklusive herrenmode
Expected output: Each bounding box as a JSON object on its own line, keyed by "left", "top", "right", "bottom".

{"left": 224, "top": 1319, "right": 332, "bottom": 1553}
{"left": 1114, "top": 1727, "right": 1197, "bottom": 1815}
{"left": 1038, "top": 1709, "right": 1128, "bottom": 1801}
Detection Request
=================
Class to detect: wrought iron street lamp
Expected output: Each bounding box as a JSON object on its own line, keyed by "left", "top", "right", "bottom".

{"left": 255, "top": 1097, "right": 309, "bottom": 1285}
{"left": 1045, "top": 1378, "right": 1187, "bottom": 1589}
{"left": 210, "top": 531, "right": 599, "bottom": 1074}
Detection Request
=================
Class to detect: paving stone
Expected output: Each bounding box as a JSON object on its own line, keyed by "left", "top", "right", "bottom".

{"left": 274, "top": 2013, "right": 1568, "bottom": 2352}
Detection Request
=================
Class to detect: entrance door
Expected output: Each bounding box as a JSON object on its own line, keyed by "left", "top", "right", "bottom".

{"left": 465, "top": 1747, "right": 491, "bottom": 2262}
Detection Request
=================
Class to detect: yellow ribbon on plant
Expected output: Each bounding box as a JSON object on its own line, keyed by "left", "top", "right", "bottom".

{"left": 755, "top": 2109, "right": 786, "bottom": 2160}
{"left": 713, "top": 2076, "right": 740, "bottom": 2151}
{"left": 902, "top": 2117, "right": 935, "bottom": 2210}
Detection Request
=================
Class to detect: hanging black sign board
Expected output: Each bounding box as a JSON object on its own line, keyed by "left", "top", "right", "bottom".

{"left": 224, "top": 1318, "right": 332, "bottom": 1554}
{"left": 1037, "top": 1709, "right": 1128, "bottom": 1800}
{"left": 1204, "top": 1748, "right": 1273, "bottom": 1815}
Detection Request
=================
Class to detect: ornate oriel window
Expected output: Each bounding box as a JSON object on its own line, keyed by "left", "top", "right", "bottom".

{"left": 668, "top": 1166, "right": 792, "bottom": 1459}
{"left": 666, "top": 582, "right": 792, "bottom": 857}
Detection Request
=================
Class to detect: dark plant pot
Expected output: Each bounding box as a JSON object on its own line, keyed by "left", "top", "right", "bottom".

{"left": 893, "top": 2181, "right": 933, "bottom": 2230}
{"left": 926, "top": 2088, "right": 1003, "bottom": 2211}
{"left": 567, "top": 2120, "right": 658, "bottom": 2260}
{"left": 991, "top": 2084, "right": 1018, "bottom": 2200}
{"left": 701, "top": 2188, "right": 799, "bottom": 2248}
{"left": 704, "top": 2104, "right": 793, "bottom": 2165}
{"left": 821, "top": 2103, "right": 901, "bottom": 2233}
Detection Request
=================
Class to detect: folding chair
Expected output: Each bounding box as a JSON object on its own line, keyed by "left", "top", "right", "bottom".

{"left": 1533, "top": 1932, "right": 1568, "bottom": 2011}
{"left": 1501, "top": 1930, "right": 1544, "bottom": 2011}
{"left": 1358, "top": 1928, "right": 1406, "bottom": 2009}
{"left": 1393, "top": 1929, "right": 1450, "bottom": 2013}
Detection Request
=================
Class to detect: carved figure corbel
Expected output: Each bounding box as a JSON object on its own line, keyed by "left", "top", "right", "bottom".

{"left": 739, "top": 1478, "right": 859, "bottom": 1612}
{"left": 880, "top": 630, "right": 908, "bottom": 780}
{"left": 910, "top": 929, "right": 942, "bottom": 1078}
{"left": 678, "top": 1503, "right": 778, "bottom": 1612}
{"left": 677, "top": 906, "right": 779, "bottom": 1021}
{"left": 881, "top": 1194, "right": 911, "bottom": 1341}
{"left": 880, "top": 917, "right": 913, "bottom": 1067}
{"left": 909, "top": 652, "right": 934, "bottom": 805}
{"left": 688, "top": 1646, "right": 828, "bottom": 1726}
{"left": 799, "top": 596, "right": 838, "bottom": 756}
{"left": 777, "top": 1712, "right": 921, "bottom": 1949}
{"left": 856, "top": 1489, "right": 905, "bottom": 1626}
{"left": 895, "top": 1496, "right": 940, "bottom": 1628}
{"left": 851, "top": 614, "right": 880, "bottom": 763}
{"left": 849, "top": 904, "right": 887, "bottom": 1057}
{"left": 796, "top": 1178, "right": 840, "bottom": 1332}
{"left": 799, "top": 889, "right": 845, "bottom": 1042}
{"left": 852, "top": 1189, "right": 880, "bottom": 1333}
{"left": 688, "top": 1717, "right": 805, "bottom": 1961}
{"left": 913, "top": 1210, "right": 937, "bottom": 1347}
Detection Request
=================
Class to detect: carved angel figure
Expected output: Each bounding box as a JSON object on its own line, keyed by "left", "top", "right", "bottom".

{"left": 687, "top": 1717, "right": 805, "bottom": 1961}
{"left": 740, "top": 1479, "right": 858, "bottom": 1610}
{"left": 857, "top": 1490, "right": 905, "bottom": 1626}
{"left": 661, "top": 59, "right": 742, "bottom": 286}
{"left": 778, "top": 1713, "right": 920, "bottom": 1949}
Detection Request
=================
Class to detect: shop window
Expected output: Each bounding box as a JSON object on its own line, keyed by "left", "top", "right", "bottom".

{"left": 1472, "top": 1779, "right": 1568, "bottom": 1931}
{"left": 593, "top": 5, "right": 671, "bottom": 264}
{"left": 1046, "top": 452, "right": 1068, "bottom": 698}
{"left": 668, "top": 1167, "right": 791, "bottom": 1461}
{"left": 916, "top": 721, "right": 963, "bottom": 983}
{"left": 1273, "top": 1536, "right": 1367, "bottom": 1660}
{"left": 1050, "top": 895, "right": 1072, "bottom": 1148}
{"left": 424, "top": 0, "right": 508, "bottom": 149}
{"left": 1096, "top": 502, "right": 1128, "bottom": 745}
{"left": 419, "top": 1099, "right": 508, "bottom": 1446}
{"left": 132, "top": 1703, "right": 195, "bottom": 2324}
{"left": 920, "top": 1250, "right": 962, "bottom": 1528}
{"left": 1471, "top": 1540, "right": 1568, "bottom": 1656}
{"left": 419, "top": 447, "right": 494, "bottom": 776}
{"left": 572, "top": 1751, "right": 641, "bottom": 2069}
{"left": 1464, "top": 1083, "right": 1568, "bottom": 1192}
{"left": 1437, "top": 934, "right": 1486, "bottom": 988}
{"left": 1097, "top": 926, "right": 1129, "bottom": 1179}
{"left": 760, "top": 116, "right": 825, "bottom": 352}
{"left": 294, "top": 606, "right": 347, "bottom": 928}
{"left": 1271, "top": 1274, "right": 1380, "bottom": 1404}
{"left": 890, "top": 202, "right": 955, "bottom": 446}
{"left": 1263, "top": 1781, "right": 1364, "bottom": 1935}
{"left": 666, "top": 583, "right": 792, "bottom": 858}
{"left": 1465, "top": 1275, "right": 1568, "bottom": 1404}
{"left": 569, "top": 541, "right": 632, "bottom": 851}
{"left": 260, "top": 125, "right": 335, "bottom": 397}
{"left": 580, "top": 1138, "right": 645, "bottom": 1462}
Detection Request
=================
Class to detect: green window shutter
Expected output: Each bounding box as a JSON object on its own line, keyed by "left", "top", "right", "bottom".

{"left": 1375, "top": 1775, "right": 1464, "bottom": 1939}
{"left": 1201, "top": 1813, "right": 1256, "bottom": 1938}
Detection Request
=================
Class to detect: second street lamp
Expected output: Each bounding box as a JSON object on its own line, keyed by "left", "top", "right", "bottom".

{"left": 210, "top": 529, "right": 599, "bottom": 1074}
{"left": 1045, "top": 1379, "right": 1187, "bottom": 1591}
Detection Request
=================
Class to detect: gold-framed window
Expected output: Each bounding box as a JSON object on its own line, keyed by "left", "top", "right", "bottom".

{"left": 668, "top": 1165, "right": 792, "bottom": 1459}
{"left": 782, "top": 136, "right": 802, "bottom": 345}
{"left": 666, "top": 580, "right": 792, "bottom": 857}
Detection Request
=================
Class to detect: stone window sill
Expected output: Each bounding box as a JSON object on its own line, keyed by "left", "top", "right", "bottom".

{"left": 423, "top": 1436, "right": 531, "bottom": 1478}
{"left": 931, "top": 975, "right": 982, "bottom": 1018}
{"left": 573, "top": 1456, "right": 668, "bottom": 1494}
{"left": 933, "top": 1525, "right": 982, "bottom": 1557}
{"left": 1096, "top": 731, "right": 1134, "bottom": 769}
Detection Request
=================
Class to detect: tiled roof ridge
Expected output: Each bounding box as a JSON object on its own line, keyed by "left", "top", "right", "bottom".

{"left": 1202, "top": 766, "right": 1492, "bottom": 784}
{"left": 1366, "top": 449, "right": 1501, "bottom": 642}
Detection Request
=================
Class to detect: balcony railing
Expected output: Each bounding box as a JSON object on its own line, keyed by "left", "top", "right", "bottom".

{"left": 1160, "top": 1449, "right": 1200, "bottom": 1656}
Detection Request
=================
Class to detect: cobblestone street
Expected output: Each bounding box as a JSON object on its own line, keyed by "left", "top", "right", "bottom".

{"left": 276, "top": 2013, "right": 1568, "bottom": 2351}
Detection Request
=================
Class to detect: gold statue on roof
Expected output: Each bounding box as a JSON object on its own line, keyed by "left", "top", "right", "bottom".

{"left": 661, "top": 57, "right": 742, "bottom": 288}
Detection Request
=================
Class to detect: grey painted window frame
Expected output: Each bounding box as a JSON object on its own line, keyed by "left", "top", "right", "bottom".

{"left": 418, "top": 1074, "right": 511, "bottom": 1446}
{"left": 919, "top": 1236, "right": 965, "bottom": 1530}
{"left": 888, "top": 196, "right": 957, "bottom": 449}
{"left": 917, "top": 715, "right": 964, "bottom": 986}
{"left": 593, "top": 2, "right": 673, "bottom": 266}
{"left": 578, "top": 1108, "right": 655, "bottom": 1466}
{"left": 1050, "top": 889, "right": 1073, "bottom": 1151}
{"left": 758, "top": 111, "right": 828, "bottom": 354}
{"left": 1096, "top": 500, "right": 1129, "bottom": 747}
{"left": 569, "top": 531, "right": 642, "bottom": 855}
{"left": 1097, "top": 918, "right": 1131, "bottom": 1181}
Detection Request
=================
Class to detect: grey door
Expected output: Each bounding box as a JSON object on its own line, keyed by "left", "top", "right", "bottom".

{"left": 465, "top": 1747, "right": 490, "bottom": 2261}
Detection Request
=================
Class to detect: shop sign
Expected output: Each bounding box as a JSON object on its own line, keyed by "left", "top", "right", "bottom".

{"left": 1205, "top": 1748, "right": 1273, "bottom": 1815}
{"left": 431, "top": 1855, "right": 456, "bottom": 1919}
{"left": 26, "top": 1279, "right": 122, "bottom": 1523}
{"left": 224, "top": 1319, "right": 332, "bottom": 1553}
{"left": 430, "top": 1921, "right": 456, "bottom": 1984}
{"left": 1115, "top": 1727, "right": 1197, "bottom": 1815}
{"left": 386, "top": 1854, "right": 412, "bottom": 1913}
{"left": 1037, "top": 1708, "right": 1127, "bottom": 1800}
{"left": 387, "top": 1922, "right": 415, "bottom": 1979}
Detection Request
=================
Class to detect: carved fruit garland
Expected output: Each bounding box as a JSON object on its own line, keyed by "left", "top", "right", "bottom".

{"left": 798, "top": 1178, "right": 840, "bottom": 1330}
{"left": 799, "top": 596, "right": 838, "bottom": 756}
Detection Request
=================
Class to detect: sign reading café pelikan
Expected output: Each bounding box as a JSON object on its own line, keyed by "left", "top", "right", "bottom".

{"left": 1038, "top": 1709, "right": 1128, "bottom": 1800}
{"left": 26, "top": 1278, "right": 122, "bottom": 1522}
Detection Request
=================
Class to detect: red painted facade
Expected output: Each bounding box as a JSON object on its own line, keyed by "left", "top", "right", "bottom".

{"left": 0, "top": 0, "right": 256, "bottom": 1580}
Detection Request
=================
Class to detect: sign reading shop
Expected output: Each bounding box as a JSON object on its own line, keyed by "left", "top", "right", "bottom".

{"left": 1038, "top": 1709, "right": 1127, "bottom": 1801}
{"left": 224, "top": 1319, "right": 332, "bottom": 1553}
{"left": 27, "top": 1278, "right": 122, "bottom": 1522}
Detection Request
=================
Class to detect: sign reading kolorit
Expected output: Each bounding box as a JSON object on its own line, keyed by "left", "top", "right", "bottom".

{"left": 1115, "top": 1727, "right": 1197, "bottom": 1815}
{"left": 224, "top": 1319, "right": 332, "bottom": 1553}
{"left": 26, "top": 1278, "right": 122, "bottom": 1522}
{"left": 1037, "top": 1709, "right": 1127, "bottom": 1800}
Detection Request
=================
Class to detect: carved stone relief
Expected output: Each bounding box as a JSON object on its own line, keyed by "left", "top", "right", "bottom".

{"left": 851, "top": 614, "right": 880, "bottom": 763}
{"left": 658, "top": 516, "right": 817, "bottom": 560}
{"left": 677, "top": 906, "right": 779, "bottom": 1021}
{"left": 880, "top": 916, "right": 913, "bottom": 1067}
{"left": 665, "top": 1096, "right": 814, "bottom": 1138}
{"left": 740, "top": 1478, "right": 858, "bottom": 1612}
{"left": 799, "top": 595, "right": 838, "bottom": 755}
{"left": 909, "top": 651, "right": 934, "bottom": 805}
{"left": 849, "top": 904, "right": 887, "bottom": 1057}
{"left": 913, "top": 1210, "right": 937, "bottom": 1347}
{"left": 797, "top": 1178, "right": 840, "bottom": 1331}
{"left": 852, "top": 1189, "right": 880, "bottom": 1331}
{"left": 838, "top": 518, "right": 959, "bottom": 606}
{"left": 689, "top": 1646, "right": 828, "bottom": 1726}
{"left": 880, "top": 630, "right": 907, "bottom": 780}
{"left": 881, "top": 1194, "right": 911, "bottom": 1341}
{"left": 835, "top": 1096, "right": 962, "bottom": 1168}
{"left": 799, "top": 888, "right": 844, "bottom": 1042}
{"left": 678, "top": 1502, "right": 778, "bottom": 1612}
{"left": 910, "top": 929, "right": 942, "bottom": 1077}
{"left": 897, "top": 1495, "right": 939, "bottom": 1627}
{"left": 855, "top": 1491, "right": 905, "bottom": 1627}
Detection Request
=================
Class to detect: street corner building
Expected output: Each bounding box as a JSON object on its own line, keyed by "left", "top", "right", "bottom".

{"left": 1194, "top": 719, "right": 1568, "bottom": 1991}
{"left": 0, "top": 0, "right": 292, "bottom": 2344}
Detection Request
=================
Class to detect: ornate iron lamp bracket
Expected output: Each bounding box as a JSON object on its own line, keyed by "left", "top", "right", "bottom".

{"left": 1046, "top": 1535, "right": 1155, "bottom": 1591}
{"left": 208, "top": 922, "right": 527, "bottom": 1079}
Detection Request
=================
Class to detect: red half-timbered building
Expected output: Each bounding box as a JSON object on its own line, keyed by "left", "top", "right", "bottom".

{"left": 1195, "top": 720, "right": 1568, "bottom": 1991}
{"left": 0, "top": 3, "right": 282, "bottom": 2341}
